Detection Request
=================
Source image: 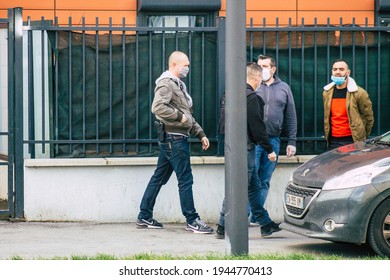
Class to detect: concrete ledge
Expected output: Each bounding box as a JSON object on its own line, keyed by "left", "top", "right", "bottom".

{"left": 23, "top": 154, "right": 307, "bottom": 223}
{"left": 25, "top": 155, "right": 315, "bottom": 167}
{"left": 24, "top": 156, "right": 226, "bottom": 167}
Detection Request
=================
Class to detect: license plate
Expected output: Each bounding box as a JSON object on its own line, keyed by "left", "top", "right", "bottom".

{"left": 285, "top": 194, "right": 304, "bottom": 209}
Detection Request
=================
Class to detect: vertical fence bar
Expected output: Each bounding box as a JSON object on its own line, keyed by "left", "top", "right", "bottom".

{"left": 82, "top": 17, "right": 86, "bottom": 154}
{"left": 275, "top": 18, "right": 279, "bottom": 75}
{"left": 41, "top": 17, "right": 46, "bottom": 154}
{"left": 364, "top": 18, "right": 369, "bottom": 91}
{"left": 326, "top": 18, "right": 330, "bottom": 84}
{"left": 27, "top": 17, "right": 35, "bottom": 158}
{"left": 175, "top": 17, "right": 179, "bottom": 48}
{"left": 288, "top": 18, "right": 292, "bottom": 86}
{"left": 95, "top": 17, "right": 100, "bottom": 154}
{"left": 148, "top": 28, "right": 153, "bottom": 153}
{"left": 351, "top": 18, "right": 356, "bottom": 75}
{"left": 109, "top": 17, "right": 113, "bottom": 154}
{"left": 300, "top": 18, "right": 305, "bottom": 151}
{"left": 262, "top": 18, "right": 266, "bottom": 54}
{"left": 188, "top": 16, "right": 193, "bottom": 94}
{"left": 313, "top": 18, "right": 318, "bottom": 151}
{"left": 376, "top": 30, "right": 381, "bottom": 133}
{"left": 135, "top": 30, "right": 139, "bottom": 153}
{"left": 68, "top": 17, "right": 73, "bottom": 154}
{"left": 217, "top": 16, "right": 226, "bottom": 156}
{"left": 122, "top": 17, "right": 126, "bottom": 154}
{"left": 54, "top": 17, "right": 59, "bottom": 155}
{"left": 339, "top": 18, "right": 343, "bottom": 57}
{"left": 249, "top": 18, "right": 253, "bottom": 62}
{"left": 201, "top": 24, "right": 205, "bottom": 129}
{"left": 162, "top": 18, "right": 166, "bottom": 69}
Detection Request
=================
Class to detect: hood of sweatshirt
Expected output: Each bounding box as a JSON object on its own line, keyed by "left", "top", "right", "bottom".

{"left": 155, "top": 70, "right": 193, "bottom": 107}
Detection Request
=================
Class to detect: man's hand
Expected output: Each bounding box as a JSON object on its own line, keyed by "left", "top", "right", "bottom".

{"left": 201, "top": 137, "right": 210, "bottom": 150}
{"left": 286, "top": 145, "right": 296, "bottom": 157}
{"left": 268, "top": 151, "right": 277, "bottom": 162}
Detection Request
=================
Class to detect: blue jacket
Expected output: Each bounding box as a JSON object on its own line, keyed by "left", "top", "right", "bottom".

{"left": 257, "top": 76, "right": 297, "bottom": 147}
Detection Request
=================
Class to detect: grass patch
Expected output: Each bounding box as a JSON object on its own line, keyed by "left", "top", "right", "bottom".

{"left": 8, "top": 252, "right": 389, "bottom": 260}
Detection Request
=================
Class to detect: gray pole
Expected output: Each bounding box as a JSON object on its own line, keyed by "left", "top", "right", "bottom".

{"left": 8, "top": 8, "right": 24, "bottom": 220}
{"left": 225, "top": 0, "right": 248, "bottom": 255}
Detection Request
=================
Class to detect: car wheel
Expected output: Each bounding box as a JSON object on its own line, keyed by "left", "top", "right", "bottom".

{"left": 367, "top": 198, "right": 390, "bottom": 257}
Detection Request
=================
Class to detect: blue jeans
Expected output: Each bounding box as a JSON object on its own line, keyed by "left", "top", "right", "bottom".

{"left": 138, "top": 134, "right": 199, "bottom": 224}
{"left": 218, "top": 148, "right": 272, "bottom": 227}
{"left": 255, "top": 137, "right": 280, "bottom": 207}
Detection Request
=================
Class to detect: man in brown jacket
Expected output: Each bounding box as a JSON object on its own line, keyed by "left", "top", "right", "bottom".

{"left": 323, "top": 59, "right": 374, "bottom": 150}
{"left": 136, "top": 51, "right": 213, "bottom": 234}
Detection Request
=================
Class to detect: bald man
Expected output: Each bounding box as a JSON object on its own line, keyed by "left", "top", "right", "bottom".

{"left": 136, "top": 51, "right": 213, "bottom": 234}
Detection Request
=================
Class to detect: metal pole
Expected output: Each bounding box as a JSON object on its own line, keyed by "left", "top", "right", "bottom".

{"left": 13, "top": 7, "right": 24, "bottom": 219}
{"left": 225, "top": 0, "right": 248, "bottom": 255}
{"left": 7, "top": 8, "right": 16, "bottom": 218}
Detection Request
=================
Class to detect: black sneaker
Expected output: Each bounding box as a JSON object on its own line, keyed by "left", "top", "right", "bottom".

{"left": 186, "top": 218, "right": 214, "bottom": 234}
{"left": 216, "top": 224, "right": 224, "bottom": 239}
{"left": 261, "top": 221, "right": 281, "bottom": 237}
{"left": 136, "top": 218, "right": 163, "bottom": 229}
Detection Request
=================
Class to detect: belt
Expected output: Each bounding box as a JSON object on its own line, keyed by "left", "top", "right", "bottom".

{"left": 166, "top": 134, "right": 188, "bottom": 141}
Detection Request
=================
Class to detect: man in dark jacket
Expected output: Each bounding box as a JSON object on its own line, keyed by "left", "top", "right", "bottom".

{"left": 216, "top": 63, "right": 280, "bottom": 239}
{"left": 249, "top": 55, "right": 297, "bottom": 225}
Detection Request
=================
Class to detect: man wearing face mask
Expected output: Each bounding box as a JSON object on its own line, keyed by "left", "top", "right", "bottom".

{"left": 323, "top": 58, "right": 374, "bottom": 150}
{"left": 136, "top": 51, "right": 213, "bottom": 234}
{"left": 249, "top": 54, "right": 297, "bottom": 224}
{"left": 216, "top": 63, "right": 279, "bottom": 239}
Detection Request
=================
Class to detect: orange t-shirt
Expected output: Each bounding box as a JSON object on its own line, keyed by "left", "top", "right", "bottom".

{"left": 330, "top": 88, "right": 352, "bottom": 137}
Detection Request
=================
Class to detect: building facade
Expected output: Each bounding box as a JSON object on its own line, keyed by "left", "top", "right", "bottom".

{"left": 0, "top": 0, "right": 382, "bottom": 26}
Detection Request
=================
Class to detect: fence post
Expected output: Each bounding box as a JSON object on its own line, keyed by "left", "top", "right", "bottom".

{"left": 217, "top": 16, "right": 226, "bottom": 156}
{"left": 8, "top": 7, "right": 24, "bottom": 220}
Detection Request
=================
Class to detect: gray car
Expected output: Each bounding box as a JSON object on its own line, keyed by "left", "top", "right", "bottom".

{"left": 281, "top": 131, "right": 390, "bottom": 257}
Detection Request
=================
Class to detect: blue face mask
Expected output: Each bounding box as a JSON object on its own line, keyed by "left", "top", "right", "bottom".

{"left": 331, "top": 75, "right": 346, "bottom": 86}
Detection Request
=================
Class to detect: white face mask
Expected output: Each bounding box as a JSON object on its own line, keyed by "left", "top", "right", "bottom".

{"left": 262, "top": 68, "right": 272, "bottom": 81}
{"left": 178, "top": 66, "right": 189, "bottom": 78}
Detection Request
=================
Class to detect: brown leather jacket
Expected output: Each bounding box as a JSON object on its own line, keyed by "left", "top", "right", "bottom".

{"left": 323, "top": 77, "right": 374, "bottom": 143}
{"left": 152, "top": 71, "right": 206, "bottom": 140}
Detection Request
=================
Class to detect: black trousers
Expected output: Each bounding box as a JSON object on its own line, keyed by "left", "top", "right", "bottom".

{"left": 328, "top": 135, "right": 354, "bottom": 150}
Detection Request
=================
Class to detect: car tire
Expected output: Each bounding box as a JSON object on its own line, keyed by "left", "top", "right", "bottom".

{"left": 367, "top": 198, "right": 390, "bottom": 257}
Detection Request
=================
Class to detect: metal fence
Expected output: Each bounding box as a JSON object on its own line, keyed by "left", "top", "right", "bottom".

{"left": 8, "top": 11, "right": 390, "bottom": 159}
{"left": 23, "top": 16, "right": 220, "bottom": 159}
{"left": 247, "top": 18, "right": 390, "bottom": 154}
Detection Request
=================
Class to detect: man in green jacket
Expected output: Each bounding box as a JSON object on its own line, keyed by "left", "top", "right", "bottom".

{"left": 323, "top": 58, "right": 374, "bottom": 150}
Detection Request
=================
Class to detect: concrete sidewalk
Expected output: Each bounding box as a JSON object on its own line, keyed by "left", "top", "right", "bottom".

{"left": 0, "top": 221, "right": 374, "bottom": 259}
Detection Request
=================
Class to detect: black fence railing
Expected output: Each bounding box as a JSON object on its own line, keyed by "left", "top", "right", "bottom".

{"left": 18, "top": 16, "right": 390, "bottom": 158}
{"left": 247, "top": 18, "right": 390, "bottom": 155}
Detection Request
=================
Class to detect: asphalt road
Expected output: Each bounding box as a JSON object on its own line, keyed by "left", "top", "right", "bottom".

{"left": 0, "top": 221, "right": 376, "bottom": 259}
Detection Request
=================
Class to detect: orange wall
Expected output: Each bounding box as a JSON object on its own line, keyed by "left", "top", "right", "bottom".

{"left": 1, "top": 0, "right": 375, "bottom": 26}
{"left": 221, "top": 0, "right": 375, "bottom": 26}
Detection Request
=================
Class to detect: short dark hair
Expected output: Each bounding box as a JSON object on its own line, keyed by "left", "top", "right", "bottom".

{"left": 257, "top": 54, "right": 276, "bottom": 67}
{"left": 332, "top": 58, "right": 349, "bottom": 68}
